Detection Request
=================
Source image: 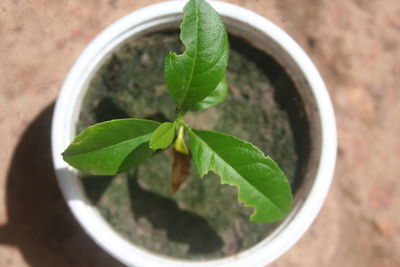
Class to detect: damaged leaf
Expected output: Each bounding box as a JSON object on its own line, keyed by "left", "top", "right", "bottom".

{"left": 188, "top": 128, "right": 292, "bottom": 222}
{"left": 164, "top": 0, "right": 229, "bottom": 113}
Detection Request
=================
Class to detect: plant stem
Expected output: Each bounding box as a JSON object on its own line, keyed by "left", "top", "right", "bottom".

{"left": 176, "top": 106, "right": 189, "bottom": 118}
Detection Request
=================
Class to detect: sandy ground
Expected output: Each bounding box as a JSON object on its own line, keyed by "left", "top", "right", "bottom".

{"left": 0, "top": 0, "right": 399, "bottom": 266}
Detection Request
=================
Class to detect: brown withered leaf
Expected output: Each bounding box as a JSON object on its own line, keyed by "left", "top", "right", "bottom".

{"left": 170, "top": 148, "right": 190, "bottom": 194}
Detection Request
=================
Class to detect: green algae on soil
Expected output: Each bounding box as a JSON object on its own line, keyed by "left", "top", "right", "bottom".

{"left": 77, "top": 31, "right": 310, "bottom": 260}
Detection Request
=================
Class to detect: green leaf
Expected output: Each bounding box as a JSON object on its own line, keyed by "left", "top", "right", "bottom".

{"left": 188, "top": 129, "right": 293, "bottom": 222}
{"left": 164, "top": 0, "right": 229, "bottom": 112}
{"left": 191, "top": 76, "right": 228, "bottom": 111}
{"left": 149, "top": 122, "right": 175, "bottom": 149}
{"left": 62, "top": 119, "right": 160, "bottom": 175}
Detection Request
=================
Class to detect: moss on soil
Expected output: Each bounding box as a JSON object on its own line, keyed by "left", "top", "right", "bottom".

{"left": 78, "top": 31, "right": 309, "bottom": 260}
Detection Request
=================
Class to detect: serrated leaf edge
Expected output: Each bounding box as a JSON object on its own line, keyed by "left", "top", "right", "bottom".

{"left": 188, "top": 129, "right": 290, "bottom": 222}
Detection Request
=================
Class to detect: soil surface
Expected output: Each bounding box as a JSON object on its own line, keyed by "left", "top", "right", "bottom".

{"left": 77, "top": 31, "right": 308, "bottom": 259}
{"left": 1, "top": 1, "right": 399, "bottom": 267}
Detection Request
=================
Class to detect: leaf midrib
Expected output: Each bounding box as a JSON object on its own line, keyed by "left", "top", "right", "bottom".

{"left": 190, "top": 130, "right": 283, "bottom": 213}
{"left": 64, "top": 134, "right": 152, "bottom": 157}
{"left": 179, "top": 0, "right": 200, "bottom": 106}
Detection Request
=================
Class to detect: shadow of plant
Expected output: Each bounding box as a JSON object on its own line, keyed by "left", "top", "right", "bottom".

{"left": 81, "top": 172, "right": 224, "bottom": 255}
{"left": 94, "top": 97, "right": 129, "bottom": 122}
{"left": 81, "top": 175, "right": 115, "bottom": 205}
{"left": 127, "top": 173, "right": 223, "bottom": 254}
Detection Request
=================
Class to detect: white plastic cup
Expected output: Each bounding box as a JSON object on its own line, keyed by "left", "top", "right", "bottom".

{"left": 52, "top": 1, "right": 337, "bottom": 266}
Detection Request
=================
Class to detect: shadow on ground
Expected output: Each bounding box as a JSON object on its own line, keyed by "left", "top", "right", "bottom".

{"left": 0, "top": 103, "right": 123, "bottom": 267}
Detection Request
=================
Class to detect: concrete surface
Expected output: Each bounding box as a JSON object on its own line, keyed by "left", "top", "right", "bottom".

{"left": 0, "top": 0, "right": 399, "bottom": 266}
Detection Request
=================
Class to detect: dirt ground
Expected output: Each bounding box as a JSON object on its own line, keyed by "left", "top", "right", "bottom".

{"left": 0, "top": 0, "right": 399, "bottom": 266}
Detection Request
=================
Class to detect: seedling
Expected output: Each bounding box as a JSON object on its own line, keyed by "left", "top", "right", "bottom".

{"left": 62, "top": 0, "right": 292, "bottom": 222}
